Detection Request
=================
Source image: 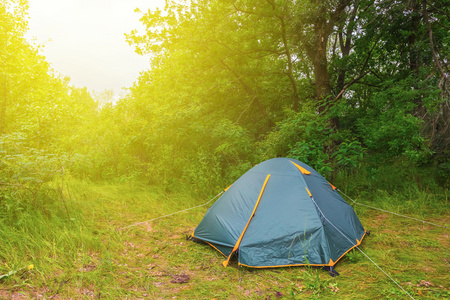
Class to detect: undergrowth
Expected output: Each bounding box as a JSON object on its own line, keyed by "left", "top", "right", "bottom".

{"left": 0, "top": 179, "right": 449, "bottom": 299}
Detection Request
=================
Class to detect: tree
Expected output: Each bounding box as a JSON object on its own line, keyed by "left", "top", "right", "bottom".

{"left": 333, "top": 0, "right": 449, "bottom": 160}
{"left": 1, "top": 0, "right": 31, "bottom": 133}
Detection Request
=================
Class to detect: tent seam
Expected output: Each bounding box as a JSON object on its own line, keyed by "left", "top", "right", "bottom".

{"left": 290, "top": 160, "right": 333, "bottom": 266}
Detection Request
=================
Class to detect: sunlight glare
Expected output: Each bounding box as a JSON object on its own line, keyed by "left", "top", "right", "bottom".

{"left": 25, "top": 0, "right": 165, "bottom": 94}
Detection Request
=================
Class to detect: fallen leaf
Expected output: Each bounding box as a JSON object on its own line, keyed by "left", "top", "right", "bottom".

{"left": 416, "top": 280, "right": 432, "bottom": 287}
{"left": 171, "top": 274, "right": 190, "bottom": 284}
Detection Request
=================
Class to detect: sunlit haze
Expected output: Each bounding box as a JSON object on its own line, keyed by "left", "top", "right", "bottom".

{"left": 25, "top": 0, "right": 165, "bottom": 95}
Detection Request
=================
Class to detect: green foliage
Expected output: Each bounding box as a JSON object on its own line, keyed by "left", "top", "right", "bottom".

{"left": 260, "top": 108, "right": 365, "bottom": 178}
{"left": 119, "top": 0, "right": 450, "bottom": 193}
{"left": 1, "top": 0, "right": 448, "bottom": 195}
{"left": 181, "top": 150, "right": 222, "bottom": 195}
{"left": 0, "top": 132, "right": 66, "bottom": 204}
{"left": 345, "top": 249, "right": 362, "bottom": 263}
{"left": 332, "top": 140, "right": 365, "bottom": 169}
{"left": 354, "top": 78, "right": 432, "bottom": 162}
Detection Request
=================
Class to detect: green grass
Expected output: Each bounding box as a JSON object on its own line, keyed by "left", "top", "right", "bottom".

{"left": 0, "top": 180, "right": 449, "bottom": 299}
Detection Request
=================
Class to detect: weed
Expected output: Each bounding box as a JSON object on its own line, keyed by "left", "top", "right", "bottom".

{"left": 345, "top": 248, "right": 362, "bottom": 263}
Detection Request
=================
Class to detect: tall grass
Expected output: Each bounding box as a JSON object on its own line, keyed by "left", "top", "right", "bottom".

{"left": 1, "top": 177, "right": 448, "bottom": 299}
{"left": 0, "top": 183, "right": 104, "bottom": 290}
{"left": 334, "top": 164, "right": 449, "bottom": 218}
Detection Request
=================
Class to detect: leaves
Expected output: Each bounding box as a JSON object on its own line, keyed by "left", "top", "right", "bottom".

{"left": 170, "top": 273, "right": 190, "bottom": 284}
{"left": 0, "top": 0, "right": 449, "bottom": 199}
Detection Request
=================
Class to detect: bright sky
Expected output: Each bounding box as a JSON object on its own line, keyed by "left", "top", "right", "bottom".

{"left": 25, "top": 0, "right": 165, "bottom": 94}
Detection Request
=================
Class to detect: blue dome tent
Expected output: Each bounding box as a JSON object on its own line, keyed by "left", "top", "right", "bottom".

{"left": 190, "top": 158, "right": 366, "bottom": 273}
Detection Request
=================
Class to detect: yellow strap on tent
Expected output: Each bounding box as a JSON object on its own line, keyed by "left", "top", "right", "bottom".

{"left": 224, "top": 184, "right": 233, "bottom": 192}
{"left": 222, "top": 174, "right": 271, "bottom": 267}
{"left": 328, "top": 231, "right": 367, "bottom": 266}
{"left": 328, "top": 182, "right": 337, "bottom": 190}
{"left": 305, "top": 187, "right": 312, "bottom": 197}
{"left": 290, "top": 161, "right": 311, "bottom": 175}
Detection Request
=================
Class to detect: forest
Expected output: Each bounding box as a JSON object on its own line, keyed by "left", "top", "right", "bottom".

{"left": 1, "top": 0, "right": 449, "bottom": 299}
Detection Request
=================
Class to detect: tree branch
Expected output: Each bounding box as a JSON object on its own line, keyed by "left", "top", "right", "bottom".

{"left": 334, "top": 34, "right": 381, "bottom": 101}
{"left": 422, "top": 0, "right": 447, "bottom": 91}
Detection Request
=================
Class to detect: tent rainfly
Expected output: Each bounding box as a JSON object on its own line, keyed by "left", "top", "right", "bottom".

{"left": 190, "top": 157, "right": 367, "bottom": 275}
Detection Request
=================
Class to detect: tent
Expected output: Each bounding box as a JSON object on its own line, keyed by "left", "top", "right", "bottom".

{"left": 190, "top": 157, "right": 366, "bottom": 273}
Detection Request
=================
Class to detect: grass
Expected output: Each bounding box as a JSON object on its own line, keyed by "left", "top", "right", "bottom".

{"left": 0, "top": 179, "right": 449, "bottom": 299}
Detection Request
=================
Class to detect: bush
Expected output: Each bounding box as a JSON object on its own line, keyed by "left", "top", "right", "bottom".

{"left": 0, "top": 132, "right": 66, "bottom": 205}
{"left": 260, "top": 108, "right": 365, "bottom": 179}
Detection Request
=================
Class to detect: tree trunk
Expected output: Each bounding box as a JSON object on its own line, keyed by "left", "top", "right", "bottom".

{"left": 280, "top": 15, "right": 300, "bottom": 112}
{"left": 0, "top": 81, "right": 7, "bottom": 134}
{"left": 313, "top": 22, "right": 332, "bottom": 111}
{"left": 409, "top": 0, "right": 420, "bottom": 75}
{"left": 422, "top": 0, "right": 447, "bottom": 91}
{"left": 312, "top": 17, "right": 336, "bottom": 133}
{"left": 336, "top": 1, "right": 358, "bottom": 93}
{"left": 310, "top": 0, "right": 350, "bottom": 122}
